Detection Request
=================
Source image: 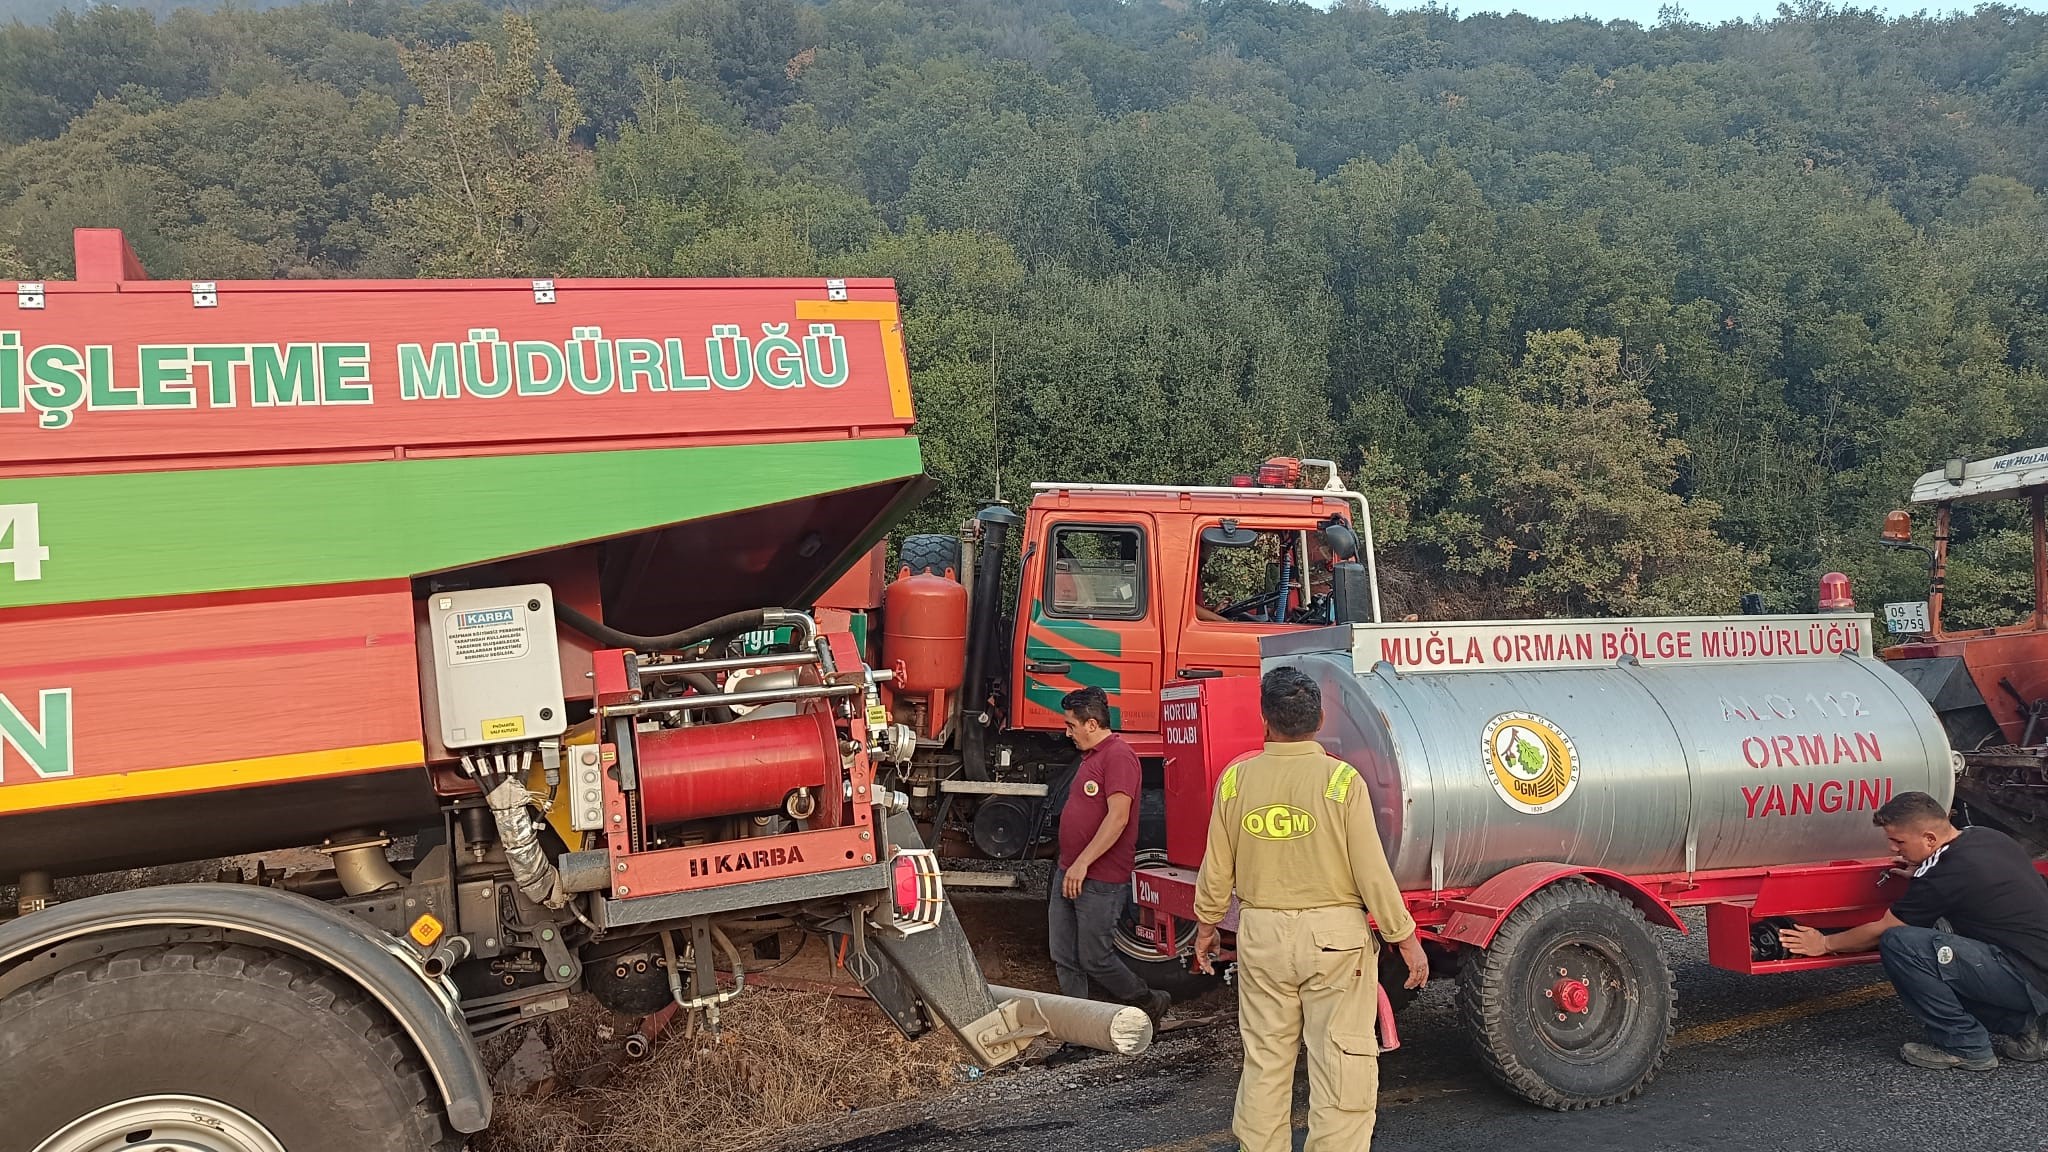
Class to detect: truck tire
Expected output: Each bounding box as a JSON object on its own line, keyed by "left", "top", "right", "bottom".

{"left": 1456, "top": 880, "right": 1674, "bottom": 1110}
{"left": 898, "top": 534, "right": 963, "bottom": 579}
{"left": 2, "top": 943, "right": 459, "bottom": 1152}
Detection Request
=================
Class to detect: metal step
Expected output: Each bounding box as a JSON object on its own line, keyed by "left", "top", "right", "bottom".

{"left": 941, "top": 871, "right": 1022, "bottom": 889}
{"left": 938, "top": 780, "right": 1050, "bottom": 796}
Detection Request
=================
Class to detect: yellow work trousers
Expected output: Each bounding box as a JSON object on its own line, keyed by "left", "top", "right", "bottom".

{"left": 1231, "top": 904, "right": 1380, "bottom": 1152}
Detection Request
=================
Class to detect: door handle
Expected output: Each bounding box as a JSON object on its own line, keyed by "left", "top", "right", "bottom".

{"left": 1176, "top": 668, "right": 1223, "bottom": 679}
{"left": 1026, "top": 661, "right": 1072, "bottom": 675}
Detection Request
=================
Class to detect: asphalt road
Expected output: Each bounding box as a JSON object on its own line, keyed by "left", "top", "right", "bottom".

{"left": 807, "top": 909, "right": 2048, "bottom": 1152}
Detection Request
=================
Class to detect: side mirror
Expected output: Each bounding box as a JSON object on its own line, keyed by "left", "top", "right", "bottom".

{"left": 1330, "top": 562, "right": 1372, "bottom": 624}
{"left": 1318, "top": 520, "right": 1361, "bottom": 562}
{"left": 1200, "top": 525, "right": 1262, "bottom": 549}
{"left": 1880, "top": 510, "right": 1914, "bottom": 548}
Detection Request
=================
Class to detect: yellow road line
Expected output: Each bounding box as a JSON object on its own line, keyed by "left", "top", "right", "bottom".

{"left": 1670, "top": 981, "right": 1895, "bottom": 1048}
{"left": 0, "top": 740, "right": 425, "bottom": 814}
{"left": 1137, "top": 981, "right": 1895, "bottom": 1152}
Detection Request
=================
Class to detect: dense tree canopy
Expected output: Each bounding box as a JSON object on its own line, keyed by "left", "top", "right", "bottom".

{"left": 3, "top": 0, "right": 2045, "bottom": 627}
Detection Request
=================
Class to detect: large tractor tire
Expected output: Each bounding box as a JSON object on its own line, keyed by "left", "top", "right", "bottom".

{"left": 898, "top": 534, "right": 963, "bottom": 579}
{"left": 2, "top": 943, "right": 458, "bottom": 1152}
{"left": 1457, "top": 880, "right": 1675, "bottom": 1110}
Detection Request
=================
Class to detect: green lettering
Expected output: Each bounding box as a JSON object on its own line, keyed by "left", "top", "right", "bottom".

{"left": 97, "top": 347, "right": 149, "bottom": 408}
{"left": 514, "top": 341, "right": 565, "bottom": 396}
{"left": 320, "top": 343, "right": 371, "bottom": 404}
{"left": 137, "top": 346, "right": 193, "bottom": 408}
{"left": 0, "top": 687, "right": 72, "bottom": 780}
{"left": 617, "top": 339, "right": 663, "bottom": 392}
{"left": 665, "top": 338, "right": 710, "bottom": 391}
{"left": 252, "top": 345, "right": 317, "bottom": 406}
{"left": 189, "top": 345, "right": 249, "bottom": 407}
{"left": 26, "top": 346, "right": 85, "bottom": 428}
{"left": 0, "top": 331, "right": 20, "bottom": 412}
{"left": 398, "top": 343, "right": 460, "bottom": 400}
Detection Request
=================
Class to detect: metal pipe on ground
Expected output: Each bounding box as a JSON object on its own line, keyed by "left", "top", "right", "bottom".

{"left": 624, "top": 1002, "right": 681, "bottom": 1061}
{"left": 985, "top": 984, "right": 1153, "bottom": 1057}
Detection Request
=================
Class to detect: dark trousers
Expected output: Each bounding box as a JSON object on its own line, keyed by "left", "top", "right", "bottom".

{"left": 1879, "top": 925, "right": 2048, "bottom": 1057}
{"left": 1047, "top": 867, "right": 1151, "bottom": 1004}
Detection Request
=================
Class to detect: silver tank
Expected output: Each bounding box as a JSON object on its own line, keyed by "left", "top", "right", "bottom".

{"left": 1264, "top": 629, "right": 1957, "bottom": 892}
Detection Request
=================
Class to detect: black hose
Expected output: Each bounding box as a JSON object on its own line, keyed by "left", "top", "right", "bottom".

{"left": 676, "top": 670, "right": 733, "bottom": 724}
{"left": 555, "top": 604, "right": 778, "bottom": 654}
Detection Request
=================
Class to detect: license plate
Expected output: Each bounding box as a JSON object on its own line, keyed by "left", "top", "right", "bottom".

{"left": 1884, "top": 601, "right": 1931, "bottom": 634}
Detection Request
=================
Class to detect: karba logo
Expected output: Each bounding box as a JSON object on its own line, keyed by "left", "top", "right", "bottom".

{"left": 1242, "top": 804, "right": 1316, "bottom": 841}
{"left": 460, "top": 608, "right": 517, "bottom": 628}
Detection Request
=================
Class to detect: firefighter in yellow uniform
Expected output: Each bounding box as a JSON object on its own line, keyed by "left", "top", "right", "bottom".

{"left": 1193, "top": 666, "right": 1428, "bottom": 1152}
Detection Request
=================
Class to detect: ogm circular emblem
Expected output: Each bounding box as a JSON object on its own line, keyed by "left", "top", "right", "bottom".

{"left": 1483, "top": 711, "right": 1580, "bottom": 814}
{"left": 1243, "top": 804, "right": 1316, "bottom": 841}
{"left": 1083, "top": 780, "right": 1099, "bottom": 797}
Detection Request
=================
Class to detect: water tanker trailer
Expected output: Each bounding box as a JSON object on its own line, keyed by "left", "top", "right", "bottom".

{"left": 1134, "top": 605, "right": 1989, "bottom": 1109}
{"left": 0, "top": 230, "right": 1147, "bottom": 1152}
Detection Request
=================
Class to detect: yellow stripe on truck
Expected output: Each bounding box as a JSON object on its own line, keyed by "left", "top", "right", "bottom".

{"left": 0, "top": 740, "right": 425, "bottom": 814}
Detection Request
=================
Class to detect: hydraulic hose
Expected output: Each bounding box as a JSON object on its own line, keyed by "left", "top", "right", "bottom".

{"left": 475, "top": 750, "right": 568, "bottom": 909}
{"left": 673, "top": 670, "right": 734, "bottom": 724}
{"left": 553, "top": 604, "right": 813, "bottom": 656}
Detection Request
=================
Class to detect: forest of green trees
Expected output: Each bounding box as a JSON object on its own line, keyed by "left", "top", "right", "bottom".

{"left": 2, "top": 0, "right": 2045, "bottom": 626}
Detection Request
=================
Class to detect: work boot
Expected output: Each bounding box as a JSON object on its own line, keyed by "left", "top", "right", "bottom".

{"left": 1140, "top": 988, "right": 1172, "bottom": 1030}
{"left": 1900, "top": 1042, "right": 1998, "bottom": 1071}
{"left": 1995, "top": 1015, "right": 2048, "bottom": 1063}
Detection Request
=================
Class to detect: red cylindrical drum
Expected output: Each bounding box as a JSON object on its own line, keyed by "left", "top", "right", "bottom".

{"left": 637, "top": 708, "right": 838, "bottom": 825}
{"left": 883, "top": 571, "right": 968, "bottom": 694}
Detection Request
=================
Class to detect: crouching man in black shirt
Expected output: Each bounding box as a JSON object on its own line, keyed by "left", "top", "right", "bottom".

{"left": 1779, "top": 791, "right": 2048, "bottom": 1070}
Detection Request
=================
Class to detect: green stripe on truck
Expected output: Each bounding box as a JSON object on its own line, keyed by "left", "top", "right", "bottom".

{"left": 0, "top": 437, "right": 922, "bottom": 608}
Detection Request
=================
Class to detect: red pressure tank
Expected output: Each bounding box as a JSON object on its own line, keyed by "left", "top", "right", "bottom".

{"left": 636, "top": 709, "right": 838, "bottom": 825}
{"left": 882, "top": 568, "right": 968, "bottom": 694}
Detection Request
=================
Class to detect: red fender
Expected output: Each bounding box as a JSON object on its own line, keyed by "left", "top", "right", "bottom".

{"left": 1437, "top": 862, "right": 1687, "bottom": 949}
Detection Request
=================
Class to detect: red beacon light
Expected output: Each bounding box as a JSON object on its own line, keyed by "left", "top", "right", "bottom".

{"left": 884, "top": 849, "right": 944, "bottom": 933}
{"left": 1255, "top": 457, "right": 1302, "bottom": 487}
{"left": 1818, "top": 572, "right": 1855, "bottom": 612}
{"left": 1229, "top": 474, "right": 1256, "bottom": 487}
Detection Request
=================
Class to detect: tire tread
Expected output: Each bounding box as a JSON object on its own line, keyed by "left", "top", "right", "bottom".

{"left": 0, "top": 942, "right": 461, "bottom": 1152}
{"left": 1455, "top": 880, "right": 1675, "bottom": 1111}
{"left": 898, "top": 534, "right": 963, "bottom": 579}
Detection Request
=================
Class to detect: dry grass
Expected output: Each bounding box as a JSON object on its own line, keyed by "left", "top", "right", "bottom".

{"left": 477, "top": 991, "right": 967, "bottom": 1152}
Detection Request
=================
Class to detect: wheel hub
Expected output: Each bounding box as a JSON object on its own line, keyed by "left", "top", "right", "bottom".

{"left": 1528, "top": 937, "right": 1632, "bottom": 1062}
{"left": 1551, "top": 977, "right": 1591, "bottom": 1014}
{"left": 34, "top": 1096, "right": 287, "bottom": 1152}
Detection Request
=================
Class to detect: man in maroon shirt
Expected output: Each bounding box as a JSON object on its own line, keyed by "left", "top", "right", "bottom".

{"left": 1048, "top": 686, "right": 1171, "bottom": 1026}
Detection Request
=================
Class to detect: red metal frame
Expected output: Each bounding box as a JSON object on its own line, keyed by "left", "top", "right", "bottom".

{"left": 599, "top": 631, "right": 889, "bottom": 900}
{"left": 1436, "top": 862, "right": 1687, "bottom": 947}
{"left": 1131, "top": 857, "right": 1958, "bottom": 976}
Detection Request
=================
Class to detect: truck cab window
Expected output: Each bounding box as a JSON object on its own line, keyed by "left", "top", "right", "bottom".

{"left": 1048, "top": 525, "right": 1146, "bottom": 620}
{"left": 1195, "top": 527, "right": 1333, "bottom": 624}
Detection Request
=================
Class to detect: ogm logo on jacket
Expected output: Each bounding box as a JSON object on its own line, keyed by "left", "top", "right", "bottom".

{"left": 1243, "top": 803, "right": 1316, "bottom": 841}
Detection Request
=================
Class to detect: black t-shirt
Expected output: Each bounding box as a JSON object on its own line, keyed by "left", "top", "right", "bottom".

{"left": 1891, "top": 826, "right": 2048, "bottom": 993}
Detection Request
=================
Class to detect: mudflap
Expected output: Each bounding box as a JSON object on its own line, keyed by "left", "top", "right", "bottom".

{"left": 853, "top": 811, "right": 1030, "bottom": 1068}
{"left": 844, "top": 929, "right": 936, "bottom": 1041}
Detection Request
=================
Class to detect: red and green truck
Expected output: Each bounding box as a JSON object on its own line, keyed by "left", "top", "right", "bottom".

{"left": 0, "top": 229, "right": 1142, "bottom": 1152}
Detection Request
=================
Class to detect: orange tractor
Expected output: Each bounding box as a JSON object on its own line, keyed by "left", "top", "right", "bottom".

{"left": 1876, "top": 448, "right": 2048, "bottom": 853}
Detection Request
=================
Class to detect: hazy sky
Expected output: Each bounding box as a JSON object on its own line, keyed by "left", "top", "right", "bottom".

{"left": 1352, "top": 0, "right": 2033, "bottom": 23}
